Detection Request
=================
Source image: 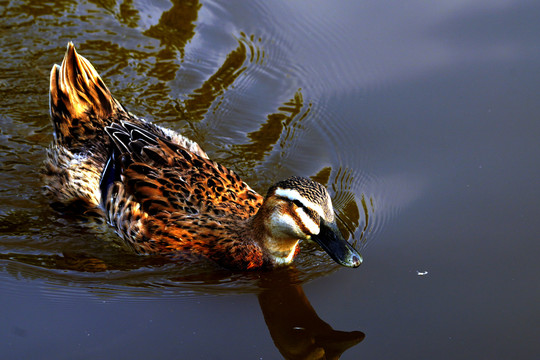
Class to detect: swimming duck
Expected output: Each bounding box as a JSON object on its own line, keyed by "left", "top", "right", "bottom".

{"left": 42, "top": 42, "right": 362, "bottom": 270}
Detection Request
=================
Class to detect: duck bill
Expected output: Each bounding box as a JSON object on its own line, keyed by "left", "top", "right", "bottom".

{"left": 311, "top": 219, "right": 362, "bottom": 268}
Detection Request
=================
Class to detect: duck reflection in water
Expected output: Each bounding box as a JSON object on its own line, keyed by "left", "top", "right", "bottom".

{"left": 0, "top": 250, "right": 365, "bottom": 359}
{"left": 258, "top": 269, "right": 364, "bottom": 360}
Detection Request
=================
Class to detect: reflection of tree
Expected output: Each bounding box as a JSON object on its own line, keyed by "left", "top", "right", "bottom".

{"left": 224, "top": 90, "right": 310, "bottom": 174}
{"left": 3, "top": 0, "right": 75, "bottom": 18}
{"left": 141, "top": 0, "right": 201, "bottom": 93}
{"left": 143, "top": 0, "right": 201, "bottom": 57}
{"left": 118, "top": 0, "right": 140, "bottom": 29}
{"left": 179, "top": 41, "right": 248, "bottom": 122}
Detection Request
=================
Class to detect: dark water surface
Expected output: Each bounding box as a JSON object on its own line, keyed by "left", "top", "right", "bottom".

{"left": 1, "top": 0, "right": 539, "bottom": 359}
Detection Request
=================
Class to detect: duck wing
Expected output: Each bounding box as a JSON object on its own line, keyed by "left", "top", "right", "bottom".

{"left": 100, "top": 120, "right": 263, "bottom": 253}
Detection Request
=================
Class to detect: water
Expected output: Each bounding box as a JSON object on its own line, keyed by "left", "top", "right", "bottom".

{"left": 1, "top": 0, "right": 539, "bottom": 359}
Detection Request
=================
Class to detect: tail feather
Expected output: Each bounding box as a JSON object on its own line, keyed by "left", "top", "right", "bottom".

{"left": 43, "top": 42, "right": 207, "bottom": 213}
{"left": 50, "top": 42, "right": 120, "bottom": 150}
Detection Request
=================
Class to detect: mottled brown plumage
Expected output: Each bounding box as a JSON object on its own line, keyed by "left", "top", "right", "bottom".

{"left": 42, "top": 43, "right": 362, "bottom": 270}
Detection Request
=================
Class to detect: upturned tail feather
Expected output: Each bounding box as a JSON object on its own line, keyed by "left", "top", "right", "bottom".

{"left": 49, "top": 42, "right": 122, "bottom": 151}
{"left": 43, "top": 42, "right": 207, "bottom": 214}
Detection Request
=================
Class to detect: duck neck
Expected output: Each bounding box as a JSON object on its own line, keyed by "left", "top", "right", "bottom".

{"left": 246, "top": 207, "right": 300, "bottom": 266}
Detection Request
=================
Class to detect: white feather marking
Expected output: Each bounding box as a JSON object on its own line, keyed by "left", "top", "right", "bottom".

{"left": 296, "top": 207, "right": 320, "bottom": 235}
{"left": 275, "top": 187, "right": 328, "bottom": 218}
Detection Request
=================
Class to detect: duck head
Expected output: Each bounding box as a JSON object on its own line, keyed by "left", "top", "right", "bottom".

{"left": 254, "top": 176, "right": 362, "bottom": 268}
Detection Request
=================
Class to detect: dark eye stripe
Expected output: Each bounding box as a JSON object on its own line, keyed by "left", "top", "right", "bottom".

{"left": 303, "top": 207, "right": 319, "bottom": 222}
{"left": 284, "top": 197, "right": 319, "bottom": 221}
{"left": 277, "top": 196, "right": 303, "bottom": 208}
{"left": 277, "top": 195, "right": 320, "bottom": 225}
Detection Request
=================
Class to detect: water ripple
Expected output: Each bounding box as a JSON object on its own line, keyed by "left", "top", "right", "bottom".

{"left": 0, "top": 0, "right": 405, "bottom": 301}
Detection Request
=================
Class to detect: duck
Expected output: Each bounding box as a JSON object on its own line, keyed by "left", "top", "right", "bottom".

{"left": 42, "top": 42, "right": 362, "bottom": 270}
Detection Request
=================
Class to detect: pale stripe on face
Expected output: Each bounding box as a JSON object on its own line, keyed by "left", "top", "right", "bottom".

{"left": 274, "top": 187, "right": 333, "bottom": 221}
{"left": 295, "top": 207, "right": 320, "bottom": 235}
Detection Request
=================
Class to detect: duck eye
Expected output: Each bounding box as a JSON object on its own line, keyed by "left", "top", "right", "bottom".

{"left": 292, "top": 199, "right": 304, "bottom": 208}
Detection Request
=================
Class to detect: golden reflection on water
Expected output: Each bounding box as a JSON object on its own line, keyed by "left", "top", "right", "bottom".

{"left": 117, "top": 0, "right": 141, "bottom": 29}
{"left": 181, "top": 39, "right": 248, "bottom": 123}
{"left": 226, "top": 89, "right": 309, "bottom": 173}
{"left": 143, "top": 0, "right": 200, "bottom": 54}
